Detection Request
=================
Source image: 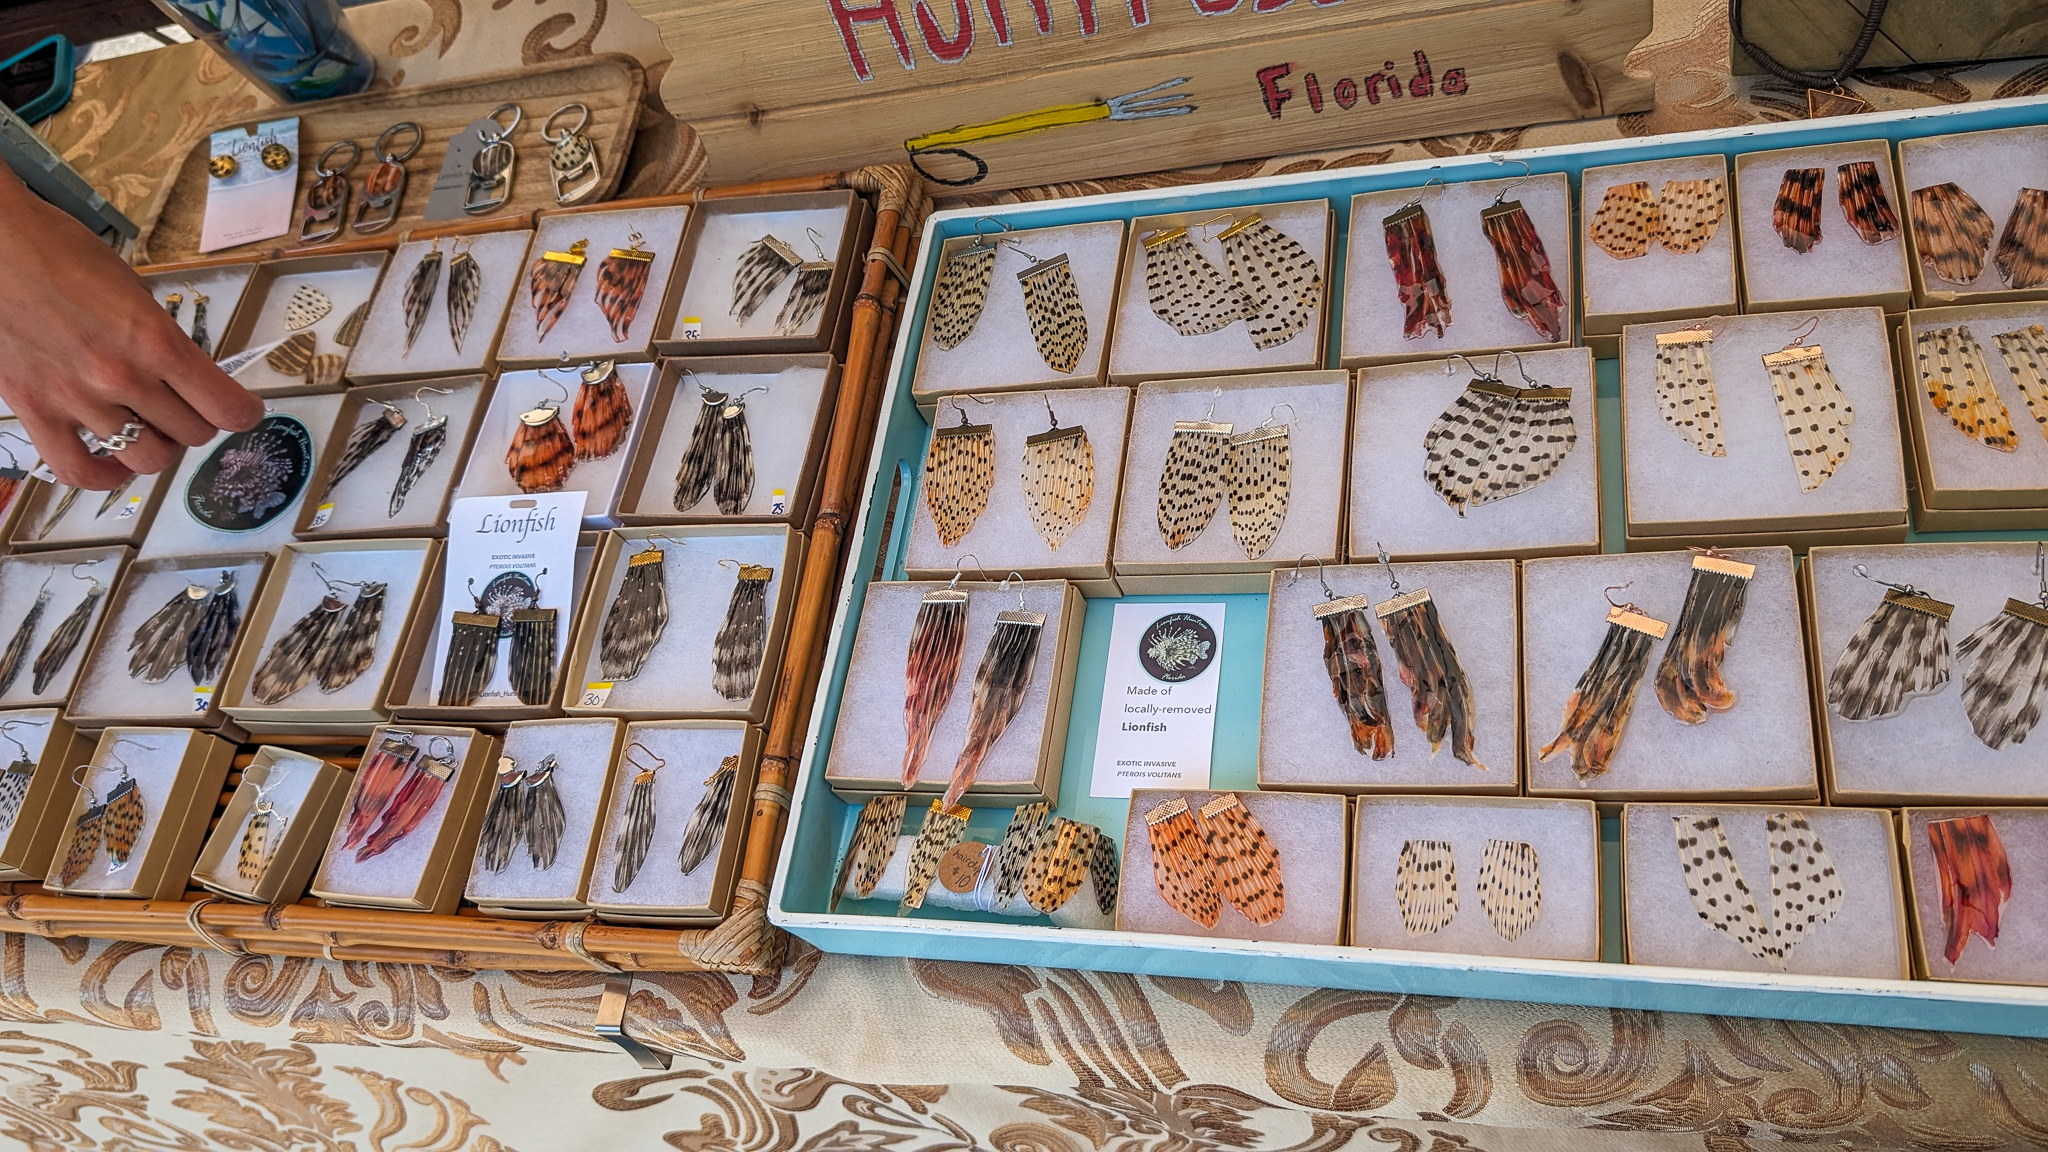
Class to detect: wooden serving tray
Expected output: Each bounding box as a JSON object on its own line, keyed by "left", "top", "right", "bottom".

{"left": 137, "top": 55, "right": 645, "bottom": 265}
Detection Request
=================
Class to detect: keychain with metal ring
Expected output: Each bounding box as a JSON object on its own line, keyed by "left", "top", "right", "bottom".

{"left": 353, "top": 122, "right": 423, "bottom": 234}
{"left": 542, "top": 102, "right": 603, "bottom": 206}
{"left": 300, "top": 140, "right": 360, "bottom": 244}
{"left": 465, "top": 102, "right": 523, "bottom": 215}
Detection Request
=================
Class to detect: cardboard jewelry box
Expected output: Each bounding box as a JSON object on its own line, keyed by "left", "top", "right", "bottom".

{"left": 585, "top": 719, "right": 758, "bottom": 925}
{"left": 1618, "top": 309, "right": 1909, "bottom": 542}
{"left": 1895, "top": 301, "right": 2048, "bottom": 515}
{"left": 1732, "top": 139, "right": 1913, "bottom": 314}
{"left": 218, "top": 538, "right": 438, "bottom": 733}
{"left": 11, "top": 466, "right": 172, "bottom": 552}
{"left": 496, "top": 203, "right": 694, "bottom": 369}
{"left": 67, "top": 552, "right": 273, "bottom": 729}
{"left": 463, "top": 716, "right": 627, "bottom": 918}
{"left": 1116, "top": 788, "right": 1349, "bottom": 946}
{"left": 212, "top": 250, "right": 392, "bottom": 396}
{"left": 821, "top": 579, "right": 1084, "bottom": 807}
{"left": 343, "top": 225, "right": 532, "bottom": 385}
{"left": 0, "top": 545, "right": 133, "bottom": 711}
{"left": 294, "top": 375, "right": 493, "bottom": 540}
{"left": 140, "top": 256, "right": 260, "bottom": 359}
{"left": 141, "top": 390, "right": 348, "bottom": 561}
{"left": 900, "top": 386, "right": 1132, "bottom": 596}
{"left": 910, "top": 220, "right": 1128, "bottom": 401}
{"left": 1620, "top": 802, "right": 1909, "bottom": 980}
{"left": 451, "top": 362, "right": 657, "bottom": 529}
{"left": 1107, "top": 200, "right": 1332, "bottom": 385}
{"left": 1341, "top": 171, "right": 1576, "bottom": 367}
{"left": 1578, "top": 154, "right": 1739, "bottom": 359}
{"left": 309, "top": 723, "right": 500, "bottom": 914}
{"left": 1897, "top": 125, "right": 2048, "bottom": 307}
{"left": 0, "top": 709, "right": 90, "bottom": 882}
{"left": 654, "top": 189, "right": 873, "bottom": 358}
{"left": 1350, "top": 795, "right": 1602, "bottom": 962}
{"left": 562, "top": 525, "right": 804, "bottom": 724}
{"left": 616, "top": 356, "right": 841, "bottom": 529}
{"left": 1900, "top": 806, "right": 2048, "bottom": 986}
{"left": 42, "top": 727, "right": 237, "bottom": 901}
{"left": 192, "top": 745, "right": 351, "bottom": 905}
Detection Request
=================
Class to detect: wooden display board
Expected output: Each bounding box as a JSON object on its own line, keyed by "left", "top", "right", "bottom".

{"left": 629, "top": 0, "right": 1654, "bottom": 192}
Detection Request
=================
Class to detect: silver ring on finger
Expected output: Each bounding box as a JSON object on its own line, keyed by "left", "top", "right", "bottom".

{"left": 77, "top": 420, "right": 148, "bottom": 456}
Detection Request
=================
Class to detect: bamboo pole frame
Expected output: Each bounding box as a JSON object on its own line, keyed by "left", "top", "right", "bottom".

{"left": 0, "top": 166, "right": 927, "bottom": 975}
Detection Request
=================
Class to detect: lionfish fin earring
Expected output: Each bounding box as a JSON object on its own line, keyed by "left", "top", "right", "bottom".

{"left": 1303, "top": 559, "right": 1393, "bottom": 759}
{"left": 831, "top": 793, "right": 908, "bottom": 910}
{"left": 677, "top": 755, "right": 740, "bottom": 876}
{"left": 476, "top": 756, "right": 527, "bottom": 874}
{"left": 1539, "top": 584, "right": 1668, "bottom": 781}
{"left": 95, "top": 742, "right": 152, "bottom": 871}
{"left": 929, "top": 221, "right": 1004, "bottom": 350}
{"left": 1760, "top": 318, "right": 1853, "bottom": 492}
{"left": 400, "top": 237, "right": 444, "bottom": 355}
{"left": 1477, "top": 839, "right": 1541, "bottom": 941}
{"left": 570, "top": 360, "right": 633, "bottom": 460}
{"left": 1589, "top": 180, "right": 1660, "bottom": 260}
{"left": 900, "top": 799, "right": 970, "bottom": 914}
{"left": 922, "top": 399, "right": 995, "bottom": 548}
{"left": 1424, "top": 353, "right": 1576, "bottom": 515}
{"left": 1929, "top": 815, "right": 2012, "bottom": 965}
{"left": 528, "top": 238, "right": 588, "bottom": 341}
{"left": 1382, "top": 181, "right": 1452, "bottom": 339}
{"left": 1655, "top": 177, "right": 1727, "bottom": 255}
{"left": 250, "top": 563, "right": 350, "bottom": 705}
{"left": 1145, "top": 796, "right": 1221, "bottom": 929}
{"left": 1014, "top": 244, "right": 1088, "bottom": 374}
{"left": 711, "top": 560, "right": 773, "bottom": 702}
{"left": 1654, "top": 551, "right": 1756, "bottom": 725}
{"left": 356, "top": 735, "right": 456, "bottom": 862}
{"left": 322, "top": 398, "right": 407, "bottom": 500}
{"left": 1992, "top": 324, "right": 2048, "bottom": 445}
{"left": 1022, "top": 817, "right": 1097, "bottom": 915}
{"left": 1773, "top": 168, "right": 1825, "bottom": 253}
{"left": 0, "top": 723, "right": 35, "bottom": 831}
{"left": 598, "top": 537, "right": 673, "bottom": 682}
{"left": 127, "top": 579, "right": 214, "bottom": 684}
{"left": 506, "top": 570, "right": 558, "bottom": 708}
{"left": 1826, "top": 565, "right": 1953, "bottom": 722}
{"left": 1917, "top": 324, "right": 2015, "bottom": 452}
{"left": 732, "top": 234, "right": 801, "bottom": 324}
{"left": 0, "top": 572, "right": 53, "bottom": 696}
{"left": 1020, "top": 394, "right": 1094, "bottom": 551}
{"left": 319, "top": 578, "right": 386, "bottom": 695}
{"left": 1479, "top": 165, "right": 1565, "bottom": 342}
{"left": 342, "top": 731, "right": 420, "bottom": 851}
{"left": 1223, "top": 403, "right": 1292, "bottom": 561}
{"left": 163, "top": 291, "right": 182, "bottom": 328}
{"left": 1910, "top": 182, "right": 1996, "bottom": 284}
{"left": 236, "top": 772, "right": 287, "bottom": 883}
{"left": 438, "top": 577, "right": 505, "bottom": 708}
{"left": 1652, "top": 322, "right": 1726, "bottom": 456}
{"left": 185, "top": 283, "right": 212, "bottom": 355}
{"left": 942, "top": 577, "right": 1044, "bottom": 809}
{"left": 1156, "top": 388, "right": 1231, "bottom": 550}
{"left": 1673, "top": 815, "right": 1774, "bottom": 964}
{"left": 1195, "top": 794, "right": 1284, "bottom": 927}
{"left": 445, "top": 238, "right": 481, "bottom": 353}
{"left": 1765, "top": 810, "right": 1843, "bottom": 962}
{"left": 774, "top": 227, "right": 836, "bottom": 336}
{"left": 390, "top": 386, "right": 453, "bottom": 518}
{"left": 186, "top": 570, "right": 243, "bottom": 688}
{"left": 33, "top": 561, "right": 107, "bottom": 695}
{"left": 505, "top": 373, "right": 575, "bottom": 494}
{"left": 992, "top": 801, "right": 1051, "bottom": 908}
{"left": 1212, "top": 212, "right": 1322, "bottom": 350}
{"left": 1837, "top": 161, "right": 1901, "bottom": 245}
{"left": 673, "top": 376, "right": 765, "bottom": 516}
{"left": 1396, "top": 838, "right": 1457, "bottom": 935}
{"left": 523, "top": 755, "right": 565, "bottom": 870}
{"left": 900, "top": 574, "right": 969, "bottom": 789}
{"left": 58, "top": 765, "right": 104, "bottom": 887}
{"left": 1955, "top": 546, "right": 2048, "bottom": 750}
{"left": 1142, "top": 224, "right": 1250, "bottom": 336}
{"left": 1996, "top": 187, "right": 2048, "bottom": 290}
{"left": 1371, "top": 548, "right": 1483, "bottom": 769}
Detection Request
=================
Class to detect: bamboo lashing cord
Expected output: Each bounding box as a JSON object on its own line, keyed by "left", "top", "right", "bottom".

{"left": 184, "top": 897, "right": 251, "bottom": 956}
{"left": 562, "top": 918, "right": 622, "bottom": 973}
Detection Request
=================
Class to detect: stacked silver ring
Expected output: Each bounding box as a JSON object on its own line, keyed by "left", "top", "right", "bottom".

{"left": 77, "top": 420, "right": 147, "bottom": 457}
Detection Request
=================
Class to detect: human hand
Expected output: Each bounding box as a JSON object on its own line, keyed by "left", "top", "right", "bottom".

{"left": 0, "top": 168, "right": 264, "bottom": 488}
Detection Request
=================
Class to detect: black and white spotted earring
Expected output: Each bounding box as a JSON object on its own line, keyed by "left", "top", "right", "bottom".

{"left": 1210, "top": 212, "right": 1321, "bottom": 350}
{"left": 1223, "top": 403, "right": 1292, "bottom": 561}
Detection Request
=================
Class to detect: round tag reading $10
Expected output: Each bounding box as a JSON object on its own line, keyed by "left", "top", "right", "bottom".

{"left": 938, "top": 841, "right": 987, "bottom": 894}
{"left": 1137, "top": 611, "right": 1218, "bottom": 684}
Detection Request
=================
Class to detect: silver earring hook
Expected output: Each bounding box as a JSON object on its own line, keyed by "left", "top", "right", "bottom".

{"left": 424, "top": 735, "right": 456, "bottom": 762}
{"left": 1289, "top": 553, "right": 1335, "bottom": 601}
{"left": 637, "top": 532, "right": 685, "bottom": 556}
{"left": 624, "top": 741, "right": 666, "bottom": 774}
{"left": 534, "top": 365, "right": 576, "bottom": 406}
{"left": 2036, "top": 542, "right": 2046, "bottom": 606}
{"left": 1257, "top": 402, "right": 1295, "bottom": 430}
{"left": 951, "top": 553, "right": 992, "bottom": 585}
{"left": 410, "top": 385, "right": 453, "bottom": 421}
{"left": 1401, "top": 175, "right": 1445, "bottom": 210}
{"left": 0, "top": 430, "right": 28, "bottom": 469}
{"left": 1202, "top": 385, "right": 1222, "bottom": 422}
{"left": 1492, "top": 156, "right": 1533, "bottom": 202}
{"left": 997, "top": 571, "right": 1027, "bottom": 611}
{"left": 971, "top": 216, "right": 1012, "bottom": 241}
{"left": 1493, "top": 349, "right": 1533, "bottom": 385}
{"left": 806, "top": 226, "right": 831, "bottom": 261}
{"left": 1604, "top": 582, "right": 1634, "bottom": 610}
{"left": 0, "top": 721, "right": 31, "bottom": 762}
{"left": 1042, "top": 392, "right": 1060, "bottom": 430}
{"left": 1785, "top": 315, "right": 1821, "bottom": 348}
{"left": 69, "top": 763, "right": 97, "bottom": 796}
{"left": 1852, "top": 564, "right": 1921, "bottom": 596}
{"left": 1375, "top": 543, "right": 1400, "bottom": 593}
{"left": 69, "top": 559, "right": 104, "bottom": 592}
{"left": 1445, "top": 353, "right": 1493, "bottom": 381}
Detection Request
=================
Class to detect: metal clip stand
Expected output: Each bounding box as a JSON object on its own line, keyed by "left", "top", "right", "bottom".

{"left": 594, "top": 973, "right": 672, "bottom": 1068}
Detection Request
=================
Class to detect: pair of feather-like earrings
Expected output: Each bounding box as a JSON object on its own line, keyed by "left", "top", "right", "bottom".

{"left": 528, "top": 233, "right": 659, "bottom": 344}
{"left": 1144, "top": 793, "right": 1283, "bottom": 930}
{"left": 1673, "top": 811, "right": 1842, "bottom": 969}
{"left": 1826, "top": 552, "right": 2048, "bottom": 751}
{"left": 0, "top": 559, "right": 109, "bottom": 698}
{"left": 1650, "top": 318, "right": 1854, "bottom": 492}
{"left": 1394, "top": 838, "right": 1540, "bottom": 941}
{"left": 475, "top": 753, "right": 568, "bottom": 873}
{"left": 1540, "top": 553, "right": 1759, "bottom": 780}
{"left": 1381, "top": 173, "right": 1567, "bottom": 343}
{"left": 1587, "top": 176, "right": 1728, "bottom": 260}
{"left": 439, "top": 569, "right": 557, "bottom": 708}
{"left": 341, "top": 730, "right": 459, "bottom": 862}
{"left": 596, "top": 539, "right": 775, "bottom": 702}
{"left": 35, "top": 473, "right": 139, "bottom": 541}
{"left": 1156, "top": 392, "right": 1292, "bottom": 560}
{"left": 1771, "top": 162, "right": 1901, "bottom": 254}
{"left": 922, "top": 395, "right": 1097, "bottom": 552}
{"left": 161, "top": 282, "right": 212, "bottom": 355}
{"left": 1141, "top": 211, "right": 1322, "bottom": 349}
{"left": 732, "top": 227, "right": 837, "bottom": 336}
{"left": 322, "top": 386, "right": 455, "bottom": 519}
{"left": 248, "top": 562, "right": 386, "bottom": 705}
{"left": 397, "top": 237, "right": 483, "bottom": 356}
{"left": 609, "top": 742, "right": 740, "bottom": 892}
{"left": 1424, "top": 353, "right": 1577, "bottom": 516}
{"left": 1908, "top": 181, "right": 2048, "bottom": 288}
{"left": 127, "top": 569, "right": 241, "bottom": 687}
{"left": 672, "top": 377, "right": 767, "bottom": 516}
{"left": 1298, "top": 552, "right": 1484, "bottom": 769}
{"left": 900, "top": 573, "right": 1046, "bottom": 809}
{"left": 265, "top": 285, "right": 360, "bottom": 390}
{"left": 57, "top": 745, "right": 155, "bottom": 887}
{"left": 505, "top": 362, "right": 634, "bottom": 494}
{"left": 234, "top": 761, "right": 294, "bottom": 884}
{"left": 928, "top": 223, "right": 1090, "bottom": 374}
{"left": 1914, "top": 322, "right": 2048, "bottom": 454}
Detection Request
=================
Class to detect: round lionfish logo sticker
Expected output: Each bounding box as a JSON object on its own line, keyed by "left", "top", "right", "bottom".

{"left": 185, "top": 413, "right": 313, "bottom": 532}
{"left": 1138, "top": 611, "right": 1218, "bottom": 684}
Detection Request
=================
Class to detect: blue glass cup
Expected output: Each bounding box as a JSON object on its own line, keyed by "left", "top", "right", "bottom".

{"left": 151, "top": 0, "right": 374, "bottom": 103}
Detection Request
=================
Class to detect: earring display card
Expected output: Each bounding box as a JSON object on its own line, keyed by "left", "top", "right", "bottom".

{"left": 1732, "top": 141, "right": 1912, "bottom": 313}
{"left": 297, "top": 375, "right": 492, "bottom": 539}
{"left": 141, "top": 390, "right": 346, "bottom": 561}
{"left": 1350, "top": 796, "right": 1600, "bottom": 960}
{"left": 0, "top": 708, "right": 81, "bottom": 882}
{"left": 141, "top": 262, "right": 258, "bottom": 357}
{"left": 564, "top": 525, "right": 801, "bottom": 722}
{"left": 1116, "top": 788, "right": 1346, "bottom": 945}
{"left": 309, "top": 723, "right": 498, "bottom": 914}
{"left": 424, "top": 493, "right": 583, "bottom": 711}
{"left": 213, "top": 252, "right": 389, "bottom": 396}
{"left": 345, "top": 229, "right": 533, "bottom": 383}
{"left": 1522, "top": 548, "right": 1817, "bottom": 801}
{"left": 1113, "top": 370, "right": 1349, "bottom": 589}
{"left": 1621, "top": 803, "right": 1907, "bottom": 979}
{"left": 1351, "top": 347, "right": 1599, "bottom": 562}
{"left": 619, "top": 357, "right": 839, "bottom": 526}
{"left": 1260, "top": 559, "right": 1518, "bottom": 795}
{"left": 1579, "top": 155, "right": 1737, "bottom": 341}
{"left": 902, "top": 387, "right": 1132, "bottom": 590}
{"left": 1342, "top": 172, "right": 1575, "bottom": 366}
{"left": 1902, "top": 807, "right": 2047, "bottom": 985}
{"left": 497, "top": 205, "right": 693, "bottom": 367}
{"left": 586, "top": 720, "right": 757, "bottom": 923}
{"left": 1808, "top": 542, "right": 2048, "bottom": 803}
{"left": 658, "top": 192, "right": 863, "bottom": 351}
{"left": 1900, "top": 302, "right": 2048, "bottom": 512}
{"left": 68, "top": 553, "right": 270, "bottom": 728}
{"left": 1109, "top": 200, "right": 1331, "bottom": 383}
{"left": 0, "top": 545, "right": 131, "bottom": 709}
{"left": 219, "top": 539, "right": 435, "bottom": 728}
{"left": 1898, "top": 126, "right": 2048, "bottom": 305}
{"left": 44, "top": 727, "right": 234, "bottom": 901}
{"left": 454, "top": 363, "right": 654, "bottom": 528}
{"left": 1620, "top": 309, "right": 1907, "bottom": 539}
{"left": 822, "top": 580, "right": 1083, "bottom": 804}
{"left": 463, "top": 716, "right": 625, "bottom": 914}
{"left": 12, "top": 469, "right": 168, "bottom": 551}
{"left": 192, "top": 746, "right": 347, "bottom": 905}
{"left": 911, "top": 220, "right": 1127, "bottom": 399}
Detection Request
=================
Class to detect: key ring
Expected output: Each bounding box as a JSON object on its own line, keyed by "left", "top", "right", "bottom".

{"left": 316, "top": 140, "right": 360, "bottom": 177}
{"left": 375, "top": 122, "right": 422, "bottom": 164}
{"left": 543, "top": 103, "right": 590, "bottom": 144}
{"left": 481, "top": 102, "right": 523, "bottom": 143}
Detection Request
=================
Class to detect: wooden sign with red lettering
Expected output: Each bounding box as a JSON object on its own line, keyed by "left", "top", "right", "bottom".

{"left": 628, "top": 0, "right": 1652, "bottom": 191}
